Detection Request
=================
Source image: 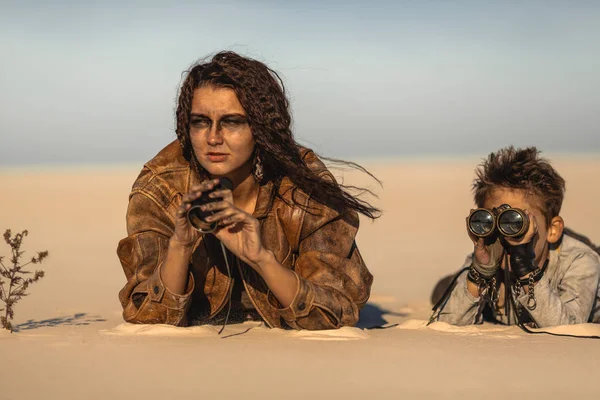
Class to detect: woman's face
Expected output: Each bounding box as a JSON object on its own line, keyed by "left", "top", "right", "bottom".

{"left": 189, "top": 85, "right": 255, "bottom": 179}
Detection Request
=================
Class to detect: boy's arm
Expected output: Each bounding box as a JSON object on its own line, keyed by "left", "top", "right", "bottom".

{"left": 518, "top": 251, "right": 600, "bottom": 327}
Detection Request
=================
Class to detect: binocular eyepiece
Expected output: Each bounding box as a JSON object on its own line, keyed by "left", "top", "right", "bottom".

{"left": 467, "top": 204, "right": 529, "bottom": 239}
{"left": 187, "top": 177, "right": 233, "bottom": 233}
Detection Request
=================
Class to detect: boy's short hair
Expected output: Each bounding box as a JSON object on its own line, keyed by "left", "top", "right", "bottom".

{"left": 473, "top": 146, "right": 566, "bottom": 225}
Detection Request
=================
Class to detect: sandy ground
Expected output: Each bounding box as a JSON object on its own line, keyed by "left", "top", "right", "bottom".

{"left": 1, "top": 155, "right": 599, "bottom": 399}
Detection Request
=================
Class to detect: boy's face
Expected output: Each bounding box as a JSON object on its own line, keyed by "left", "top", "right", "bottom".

{"left": 484, "top": 187, "right": 552, "bottom": 268}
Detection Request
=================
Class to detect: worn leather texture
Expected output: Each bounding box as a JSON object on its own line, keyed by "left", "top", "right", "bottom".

{"left": 116, "top": 140, "right": 373, "bottom": 330}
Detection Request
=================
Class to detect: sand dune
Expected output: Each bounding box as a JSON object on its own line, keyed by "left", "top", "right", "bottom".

{"left": 1, "top": 156, "right": 599, "bottom": 399}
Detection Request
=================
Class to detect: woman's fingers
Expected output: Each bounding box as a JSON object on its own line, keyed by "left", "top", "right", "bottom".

{"left": 199, "top": 199, "right": 231, "bottom": 212}
{"left": 176, "top": 200, "right": 192, "bottom": 218}
{"left": 182, "top": 179, "right": 221, "bottom": 204}
{"left": 220, "top": 212, "right": 248, "bottom": 226}
{"left": 182, "top": 190, "right": 205, "bottom": 205}
{"left": 208, "top": 188, "right": 232, "bottom": 199}
{"left": 206, "top": 210, "right": 252, "bottom": 230}
{"left": 189, "top": 179, "right": 220, "bottom": 193}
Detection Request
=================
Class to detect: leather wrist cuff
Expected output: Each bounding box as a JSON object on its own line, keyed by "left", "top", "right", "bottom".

{"left": 467, "top": 264, "right": 494, "bottom": 285}
{"left": 515, "top": 259, "right": 549, "bottom": 286}
{"left": 471, "top": 259, "right": 499, "bottom": 280}
{"left": 507, "top": 242, "right": 537, "bottom": 278}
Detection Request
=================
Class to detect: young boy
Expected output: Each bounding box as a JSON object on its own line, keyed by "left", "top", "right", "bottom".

{"left": 432, "top": 146, "right": 600, "bottom": 328}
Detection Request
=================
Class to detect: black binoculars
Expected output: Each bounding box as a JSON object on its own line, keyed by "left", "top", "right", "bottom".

{"left": 187, "top": 177, "right": 233, "bottom": 233}
{"left": 467, "top": 204, "right": 530, "bottom": 239}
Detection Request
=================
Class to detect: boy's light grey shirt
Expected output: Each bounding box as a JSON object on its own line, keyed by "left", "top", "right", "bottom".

{"left": 436, "top": 235, "right": 600, "bottom": 327}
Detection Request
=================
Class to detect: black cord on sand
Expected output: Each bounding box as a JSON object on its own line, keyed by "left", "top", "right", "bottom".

{"left": 216, "top": 240, "right": 258, "bottom": 339}
{"left": 366, "top": 324, "right": 399, "bottom": 330}
{"left": 220, "top": 326, "right": 256, "bottom": 339}
{"left": 218, "top": 240, "right": 234, "bottom": 335}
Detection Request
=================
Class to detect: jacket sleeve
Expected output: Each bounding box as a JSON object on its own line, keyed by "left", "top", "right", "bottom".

{"left": 116, "top": 175, "right": 194, "bottom": 326}
{"left": 434, "top": 256, "right": 483, "bottom": 326}
{"left": 517, "top": 250, "right": 600, "bottom": 327}
{"left": 268, "top": 207, "right": 373, "bottom": 330}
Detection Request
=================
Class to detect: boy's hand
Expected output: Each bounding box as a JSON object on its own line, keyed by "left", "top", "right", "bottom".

{"left": 466, "top": 210, "right": 504, "bottom": 278}
{"left": 503, "top": 210, "right": 538, "bottom": 278}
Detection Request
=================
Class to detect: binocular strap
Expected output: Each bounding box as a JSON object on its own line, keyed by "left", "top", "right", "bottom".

{"left": 428, "top": 266, "right": 471, "bottom": 324}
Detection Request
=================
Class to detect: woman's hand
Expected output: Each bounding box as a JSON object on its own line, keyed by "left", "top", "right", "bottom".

{"left": 199, "top": 185, "right": 269, "bottom": 270}
{"left": 199, "top": 182, "right": 298, "bottom": 307}
{"left": 161, "top": 179, "right": 224, "bottom": 295}
{"left": 172, "top": 179, "right": 222, "bottom": 249}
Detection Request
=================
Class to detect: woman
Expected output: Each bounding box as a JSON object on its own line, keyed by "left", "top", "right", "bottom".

{"left": 117, "top": 51, "right": 379, "bottom": 331}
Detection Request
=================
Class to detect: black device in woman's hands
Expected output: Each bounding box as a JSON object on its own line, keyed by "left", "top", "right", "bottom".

{"left": 187, "top": 177, "right": 233, "bottom": 233}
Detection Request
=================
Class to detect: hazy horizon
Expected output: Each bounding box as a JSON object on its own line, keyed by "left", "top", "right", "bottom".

{"left": 1, "top": 1, "right": 599, "bottom": 166}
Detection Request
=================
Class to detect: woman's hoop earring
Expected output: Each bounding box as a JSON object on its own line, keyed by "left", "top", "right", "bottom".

{"left": 252, "top": 153, "right": 264, "bottom": 182}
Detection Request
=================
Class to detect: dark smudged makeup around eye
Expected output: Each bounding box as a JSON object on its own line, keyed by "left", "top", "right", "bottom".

{"left": 221, "top": 115, "right": 247, "bottom": 125}
{"left": 190, "top": 116, "right": 210, "bottom": 128}
{"left": 190, "top": 114, "right": 247, "bottom": 128}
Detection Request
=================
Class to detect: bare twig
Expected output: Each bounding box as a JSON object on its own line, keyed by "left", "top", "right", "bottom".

{"left": 0, "top": 229, "right": 49, "bottom": 332}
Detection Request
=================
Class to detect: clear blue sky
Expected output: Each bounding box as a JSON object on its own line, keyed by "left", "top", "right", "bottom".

{"left": 1, "top": 0, "right": 599, "bottom": 165}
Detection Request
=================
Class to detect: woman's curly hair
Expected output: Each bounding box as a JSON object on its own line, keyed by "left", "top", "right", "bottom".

{"left": 175, "top": 51, "right": 380, "bottom": 219}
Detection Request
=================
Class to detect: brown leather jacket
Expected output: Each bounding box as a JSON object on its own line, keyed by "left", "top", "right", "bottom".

{"left": 116, "top": 140, "right": 373, "bottom": 330}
